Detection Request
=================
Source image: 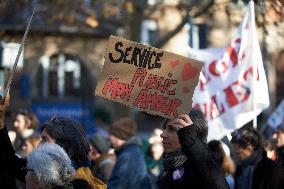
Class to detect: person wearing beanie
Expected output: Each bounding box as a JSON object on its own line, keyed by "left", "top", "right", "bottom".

{"left": 108, "top": 117, "right": 154, "bottom": 189}
{"left": 158, "top": 109, "right": 229, "bottom": 189}
{"left": 109, "top": 117, "right": 137, "bottom": 141}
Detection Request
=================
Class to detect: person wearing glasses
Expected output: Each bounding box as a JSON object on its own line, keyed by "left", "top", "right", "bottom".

{"left": 231, "top": 127, "right": 284, "bottom": 189}
{"left": 0, "top": 93, "right": 106, "bottom": 189}
{"left": 158, "top": 109, "right": 229, "bottom": 189}
{"left": 25, "top": 143, "right": 75, "bottom": 189}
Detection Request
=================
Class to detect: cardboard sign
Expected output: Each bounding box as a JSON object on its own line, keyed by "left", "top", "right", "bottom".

{"left": 95, "top": 36, "right": 203, "bottom": 118}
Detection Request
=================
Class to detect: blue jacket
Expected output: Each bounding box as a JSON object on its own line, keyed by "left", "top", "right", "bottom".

{"left": 108, "top": 137, "right": 154, "bottom": 189}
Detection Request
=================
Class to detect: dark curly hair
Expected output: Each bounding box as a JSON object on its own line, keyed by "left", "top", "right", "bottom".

{"left": 41, "top": 117, "right": 90, "bottom": 168}
{"left": 189, "top": 108, "right": 208, "bottom": 143}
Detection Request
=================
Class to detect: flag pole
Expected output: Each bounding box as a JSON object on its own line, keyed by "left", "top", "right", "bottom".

{"left": 2, "top": 9, "right": 35, "bottom": 101}
{"left": 250, "top": 1, "right": 257, "bottom": 128}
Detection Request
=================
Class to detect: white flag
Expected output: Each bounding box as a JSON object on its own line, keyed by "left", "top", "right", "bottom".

{"left": 190, "top": 1, "right": 269, "bottom": 140}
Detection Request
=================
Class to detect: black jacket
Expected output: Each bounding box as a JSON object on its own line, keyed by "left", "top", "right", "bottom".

{"left": 0, "top": 127, "right": 91, "bottom": 189}
{"left": 158, "top": 126, "right": 229, "bottom": 189}
{"left": 234, "top": 149, "right": 284, "bottom": 189}
{"left": 276, "top": 146, "right": 284, "bottom": 167}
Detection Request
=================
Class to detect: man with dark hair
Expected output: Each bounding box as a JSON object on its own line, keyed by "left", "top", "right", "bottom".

{"left": 231, "top": 127, "right": 284, "bottom": 189}
{"left": 158, "top": 109, "right": 229, "bottom": 189}
{"left": 273, "top": 123, "right": 284, "bottom": 166}
{"left": 10, "top": 109, "right": 39, "bottom": 153}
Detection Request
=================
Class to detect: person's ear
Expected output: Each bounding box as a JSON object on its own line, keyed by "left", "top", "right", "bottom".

{"left": 24, "top": 118, "right": 32, "bottom": 129}
{"left": 246, "top": 144, "right": 254, "bottom": 154}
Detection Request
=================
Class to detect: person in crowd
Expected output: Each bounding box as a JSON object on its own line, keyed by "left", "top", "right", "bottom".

{"left": 88, "top": 134, "right": 116, "bottom": 183}
{"left": 144, "top": 128, "right": 164, "bottom": 178}
{"left": 158, "top": 109, "right": 229, "bottom": 189}
{"left": 208, "top": 140, "right": 236, "bottom": 189}
{"left": 263, "top": 138, "right": 276, "bottom": 160}
{"left": 22, "top": 134, "right": 41, "bottom": 157}
{"left": 107, "top": 117, "right": 154, "bottom": 189}
{"left": 0, "top": 93, "right": 106, "bottom": 189}
{"left": 9, "top": 108, "right": 39, "bottom": 153}
{"left": 14, "top": 134, "right": 42, "bottom": 189}
{"left": 2, "top": 109, "right": 39, "bottom": 189}
{"left": 273, "top": 123, "right": 284, "bottom": 166}
{"left": 25, "top": 143, "right": 75, "bottom": 189}
{"left": 231, "top": 127, "right": 284, "bottom": 189}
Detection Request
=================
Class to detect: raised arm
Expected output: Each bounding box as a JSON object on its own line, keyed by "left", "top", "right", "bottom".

{"left": 172, "top": 114, "right": 229, "bottom": 189}
{"left": 0, "top": 93, "right": 27, "bottom": 181}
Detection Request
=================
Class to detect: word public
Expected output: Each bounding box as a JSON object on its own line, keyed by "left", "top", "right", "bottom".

{"left": 101, "top": 68, "right": 181, "bottom": 117}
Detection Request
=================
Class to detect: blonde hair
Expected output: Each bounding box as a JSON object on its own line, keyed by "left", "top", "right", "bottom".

{"left": 222, "top": 154, "right": 236, "bottom": 175}
{"left": 26, "top": 135, "right": 41, "bottom": 148}
{"left": 208, "top": 140, "right": 236, "bottom": 175}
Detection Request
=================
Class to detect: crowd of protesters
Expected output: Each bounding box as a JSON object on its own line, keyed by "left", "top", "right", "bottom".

{"left": 0, "top": 92, "right": 284, "bottom": 189}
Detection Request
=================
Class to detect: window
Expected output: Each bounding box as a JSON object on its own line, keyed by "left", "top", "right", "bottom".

{"left": 35, "top": 53, "right": 82, "bottom": 98}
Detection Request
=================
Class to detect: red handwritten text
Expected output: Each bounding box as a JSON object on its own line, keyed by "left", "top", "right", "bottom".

{"left": 133, "top": 89, "right": 181, "bottom": 117}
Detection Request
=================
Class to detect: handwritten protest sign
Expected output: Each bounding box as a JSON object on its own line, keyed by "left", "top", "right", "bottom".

{"left": 95, "top": 36, "right": 203, "bottom": 118}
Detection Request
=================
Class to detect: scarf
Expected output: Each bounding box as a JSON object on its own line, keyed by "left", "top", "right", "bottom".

{"left": 235, "top": 148, "right": 264, "bottom": 189}
{"left": 75, "top": 167, "right": 107, "bottom": 189}
{"left": 162, "top": 150, "right": 187, "bottom": 172}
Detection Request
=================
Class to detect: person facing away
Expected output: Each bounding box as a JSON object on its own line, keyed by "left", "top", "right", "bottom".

{"left": 107, "top": 117, "right": 154, "bottom": 189}
{"left": 0, "top": 92, "right": 106, "bottom": 189}
{"left": 231, "top": 127, "right": 284, "bottom": 189}
{"left": 273, "top": 123, "right": 284, "bottom": 166}
{"left": 158, "top": 109, "right": 229, "bottom": 189}
{"left": 208, "top": 140, "right": 236, "bottom": 189}
{"left": 25, "top": 143, "right": 75, "bottom": 189}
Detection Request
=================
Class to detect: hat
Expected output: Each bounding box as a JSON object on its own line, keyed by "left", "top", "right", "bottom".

{"left": 90, "top": 134, "right": 110, "bottom": 153}
{"left": 109, "top": 118, "right": 137, "bottom": 140}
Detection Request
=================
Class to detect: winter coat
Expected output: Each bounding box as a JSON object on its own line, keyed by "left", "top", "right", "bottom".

{"left": 0, "top": 127, "right": 105, "bottom": 189}
{"left": 90, "top": 152, "right": 116, "bottom": 183}
{"left": 234, "top": 149, "right": 284, "bottom": 189}
{"left": 158, "top": 126, "right": 229, "bottom": 189}
{"left": 107, "top": 137, "right": 154, "bottom": 189}
{"left": 276, "top": 146, "right": 284, "bottom": 167}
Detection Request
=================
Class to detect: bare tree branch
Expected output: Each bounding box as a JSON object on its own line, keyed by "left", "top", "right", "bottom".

{"left": 152, "top": 11, "right": 189, "bottom": 48}
{"left": 152, "top": 0, "right": 215, "bottom": 48}
{"left": 144, "top": 0, "right": 164, "bottom": 19}
{"left": 192, "top": 0, "right": 215, "bottom": 18}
